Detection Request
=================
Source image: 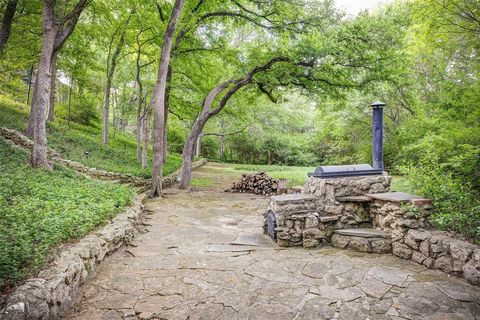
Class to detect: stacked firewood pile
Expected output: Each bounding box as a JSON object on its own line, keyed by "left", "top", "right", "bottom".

{"left": 226, "top": 172, "right": 279, "bottom": 195}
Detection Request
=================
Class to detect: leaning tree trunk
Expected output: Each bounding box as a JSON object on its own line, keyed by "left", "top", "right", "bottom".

{"left": 0, "top": 0, "right": 18, "bottom": 55}
{"left": 150, "top": 0, "right": 185, "bottom": 198}
{"left": 47, "top": 51, "right": 58, "bottom": 122}
{"left": 31, "top": 29, "right": 55, "bottom": 168}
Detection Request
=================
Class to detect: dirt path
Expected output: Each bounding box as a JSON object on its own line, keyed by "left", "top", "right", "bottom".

{"left": 68, "top": 163, "right": 480, "bottom": 320}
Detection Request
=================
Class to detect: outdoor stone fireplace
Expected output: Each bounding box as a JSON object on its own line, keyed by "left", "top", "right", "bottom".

{"left": 262, "top": 100, "right": 480, "bottom": 286}
{"left": 264, "top": 174, "right": 392, "bottom": 249}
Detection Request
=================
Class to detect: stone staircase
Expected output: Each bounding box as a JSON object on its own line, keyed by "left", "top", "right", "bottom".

{"left": 331, "top": 228, "right": 392, "bottom": 254}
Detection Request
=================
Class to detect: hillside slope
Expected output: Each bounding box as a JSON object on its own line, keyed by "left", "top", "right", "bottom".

{"left": 0, "top": 95, "right": 182, "bottom": 178}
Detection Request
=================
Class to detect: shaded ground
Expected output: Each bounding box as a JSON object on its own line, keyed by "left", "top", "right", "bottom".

{"left": 68, "top": 163, "right": 480, "bottom": 320}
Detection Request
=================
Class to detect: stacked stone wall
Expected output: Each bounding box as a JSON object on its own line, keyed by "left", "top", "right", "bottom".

{"left": 304, "top": 175, "right": 391, "bottom": 229}
{"left": 0, "top": 195, "right": 145, "bottom": 320}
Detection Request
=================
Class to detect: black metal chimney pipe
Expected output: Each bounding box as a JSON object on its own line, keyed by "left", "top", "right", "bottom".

{"left": 371, "top": 101, "right": 386, "bottom": 170}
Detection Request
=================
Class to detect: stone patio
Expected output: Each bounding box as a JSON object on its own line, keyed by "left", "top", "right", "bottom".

{"left": 67, "top": 179, "right": 480, "bottom": 319}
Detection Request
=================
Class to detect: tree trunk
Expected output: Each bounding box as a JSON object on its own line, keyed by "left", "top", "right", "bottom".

{"left": 26, "top": 64, "right": 34, "bottom": 105}
{"left": 67, "top": 79, "right": 73, "bottom": 127}
{"left": 150, "top": 0, "right": 185, "bottom": 198}
{"left": 136, "top": 108, "right": 143, "bottom": 163}
{"left": 162, "top": 66, "right": 172, "bottom": 164}
{"left": 218, "top": 135, "right": 225, "bottom": 159}
{"left": 103, "top": 13, "right": 133, "bottom": 145}
{"left": 180, "top": 116, "right": 208, "bottom": 189}
{"left": 195, "top": 134, "right": 201, "bottom": 157}
{"left": 31, "top": 28, "right": 55, "bottom": 169}
{"left": 27, "top": 0, "right": 89, "bottom": 141}
{"left": 179, "top": 57, "right": 289, "bottom": 188}
{"left": 102, "top": 81, "right": 111, "bottom": 144}
{"left": 47, "top": 51, "right": 58, "bottom": 122}
{"left": 142, "top": 107, "right": 151, "bottom": 169}
{"left": 0, "top": 0, "right": 18, "bottom": 55}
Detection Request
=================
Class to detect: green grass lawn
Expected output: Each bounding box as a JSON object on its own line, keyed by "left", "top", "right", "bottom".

{"left": 0, "top": 95, "right": 182, "bottom": 178}
{"left": 0, "top": 138, "right": 135, "bottom": 291}
{"left": 190, "top": 162, "right": 316, "bottom": 188}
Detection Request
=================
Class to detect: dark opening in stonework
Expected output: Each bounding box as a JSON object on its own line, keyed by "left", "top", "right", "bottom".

{"left": 266, "top": 210, "right": 277, "bottom": 240}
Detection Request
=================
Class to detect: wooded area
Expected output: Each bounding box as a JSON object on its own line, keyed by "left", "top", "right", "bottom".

{"left": 0, "top": 0, "right": 479, "bottom": 241}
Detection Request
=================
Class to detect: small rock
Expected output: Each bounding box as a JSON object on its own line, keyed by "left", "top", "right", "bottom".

{"left": 303, "top": 238, "right": 319, "bottom": 249}
{"left": 423, "top": 257, "right": 435, "bottom": 268}
{"left": 434, "top": 255, "right": 454, "bottom": 273}
{"left": 412, "top": 251, "right": 427, "bottom": 264}
{"left": 462, "top": 260, "right": 480, "bottom": 285}
{"left": 392, "top": 242, "right": 413, "bottom": 259}
{"left": 419, "top": 239, "right": 430, "bottom": 257}
{"left": 404, "top": 235, "right": 419, "bottom": 250}
{"left": 331, "top": 234, "right": 350, "bottom": 249}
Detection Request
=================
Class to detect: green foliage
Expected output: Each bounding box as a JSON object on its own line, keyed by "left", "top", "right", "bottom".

{"left": 403, "top": 155, "right": 480, "bottom": 243}
{"left": 0, "top": 138, "right": 134, "bottom": 290}
{"left": 0, "top": 97, "right": 182, "bottom": 178}
{"left": 56, "top": 93, "right": 99, "bottom": 125}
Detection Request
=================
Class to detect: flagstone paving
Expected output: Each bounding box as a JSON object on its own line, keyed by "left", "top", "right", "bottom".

{"left": 68, "top": 166, "right": 480, "bottom": 320}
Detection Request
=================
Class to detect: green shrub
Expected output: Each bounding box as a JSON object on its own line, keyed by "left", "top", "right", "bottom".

{"left": 0, "top": 138, "right": 134, "bottom": 290}
{"left": 56, "top": 93, "right": 99, "bottom": 126}
{"left": 404, "top": 154, "right": 480, "bottom": 243}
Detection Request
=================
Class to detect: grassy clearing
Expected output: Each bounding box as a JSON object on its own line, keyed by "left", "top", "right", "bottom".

{"left": 390, "top": 175, "right": 413, "bottom": 193}
{"left": 191, "top": 162, "right": 315, "bottom": 188}
{"left": 0, "top": 95, "right": 182, "bottom": 178}
{"left": 0, "top": 138, "right": 134, "bottom": 291}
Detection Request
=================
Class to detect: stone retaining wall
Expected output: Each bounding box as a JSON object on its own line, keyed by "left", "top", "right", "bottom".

{"left": 0, "top": 127, "right": 208, "bottom": 319}
{"left": 0, "top": 195, "right": 145, "bottom": 320}
{"left": 368, "top": 198, "right": 480, "bottom": 285}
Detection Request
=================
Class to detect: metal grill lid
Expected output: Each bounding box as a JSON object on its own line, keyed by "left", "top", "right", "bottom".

{"left": 308, "top": 164, "right": 382, "bottom": 178}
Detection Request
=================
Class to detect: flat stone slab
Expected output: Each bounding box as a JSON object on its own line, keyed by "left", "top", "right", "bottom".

{"left": 334, "top": 228, "right": 389, "bottom": 239}
{"left": 231, "top": 233, "right": 272, "bottom": 246}
{"left": 366, "top": 191, "right": 430, "bottom": 204}
{"left": 336, "top": 196, "right": 372, "bottom": 202}
{"left": 66, "top": 163, "right": 480, "bottom": 320}
{"left": 270, "top": 193, "right": 316, "bottom": 204}
{"left": 319, "top": 215, "right": 340, "bottom": 222}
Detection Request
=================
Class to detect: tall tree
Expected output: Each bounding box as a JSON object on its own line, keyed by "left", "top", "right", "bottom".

{"left": 179, "top": 57, "right": 290, "bottom": 188}
{"left": 103, "top": 10, "right": 134, "bottom": 145}
{"left": 29, "top": 0, "right": 88, "bottom": 168}
{"left": 0, "top": 0, "right": 18, "bottom": 55}
{"left": 149, "top": 0, "right": 185, "bottom": 197}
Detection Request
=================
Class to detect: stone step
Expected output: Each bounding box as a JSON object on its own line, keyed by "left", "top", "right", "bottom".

{"left": 365, "top": 192, "right": 432, "bottom": 206}
{"left": 334, "top": 228, "right": 388, "bottom": 239}
{"left": 331, "top": 228, "right": 392, "bottom": 254}
{"left": 336, "top": 196, "right": 372, "bottom": 202}
{"left": 270, "top": 193, "right": 316, "bottom": 205}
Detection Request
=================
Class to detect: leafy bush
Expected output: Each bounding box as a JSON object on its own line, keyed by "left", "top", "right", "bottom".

{"left": 0, "top": 139, "right": 134, "bottom": 290}
{"left": 56, "top": 93, "right": 99, "bottom": 125}
{"left": 404, "top": 154, "right": 480, "bottom": 243}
